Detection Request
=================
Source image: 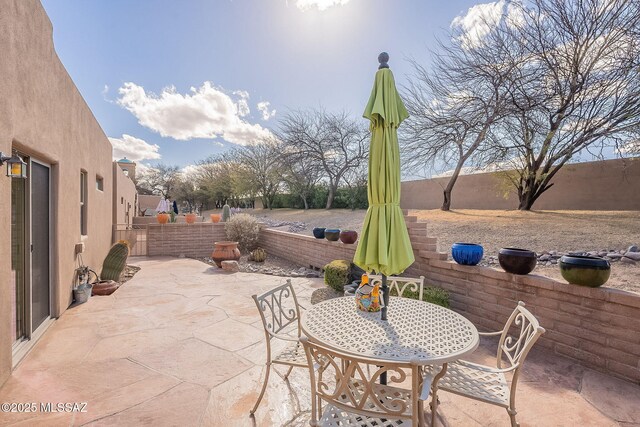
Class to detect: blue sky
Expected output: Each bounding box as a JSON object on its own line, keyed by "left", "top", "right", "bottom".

{"left": 41, "top": 0, "right": 481, "bottom": 170}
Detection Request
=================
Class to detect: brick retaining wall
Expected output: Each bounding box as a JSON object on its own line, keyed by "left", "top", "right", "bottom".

{"left": 147, "top": 223, "right": 226, "bottom": 257}
{"left": 259, "top": 214, "right": 640, "bottom": 385}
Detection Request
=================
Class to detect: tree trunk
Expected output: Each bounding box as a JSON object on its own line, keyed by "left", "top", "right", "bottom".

{"left": 441, "top": 159, "right": 465, "bottom": 211}
{"left": 301, "top": 195, "right": 309, "bottom": 210}
{"left": 325, "top": 185, "right": 337, "bottom": 209}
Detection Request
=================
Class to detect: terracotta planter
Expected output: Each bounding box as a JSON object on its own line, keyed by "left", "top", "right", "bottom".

{"left": 92, "top": 280, "right": 119, "bottom": 296}
{"left": 559, "top": 255, "right": 611, "bottom": 287}
{"left": 498, "top": 248, "right": 537, "bottom": 275}
{"left": 210, "top": 214, "right": 221, "bottom": 223}
{"left": 157, "top": 213, "right": 170, "bottom": 224}
{"left": 211, "top": 241, "right": 241, "bottom": 268}
{"left": 185, "top": 213, "right": 197, "bottom": 224}
{"left": 339, "top": 230, "right": 358, "bottom": 244}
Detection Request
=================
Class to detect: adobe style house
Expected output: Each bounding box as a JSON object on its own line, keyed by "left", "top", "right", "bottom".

{"left": 0, "top": 0, "right": 135, "bottom": 385}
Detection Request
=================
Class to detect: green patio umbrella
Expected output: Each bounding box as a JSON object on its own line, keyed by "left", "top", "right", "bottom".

{"left": 353, "top": 52, "right": 415, "bottom": 321}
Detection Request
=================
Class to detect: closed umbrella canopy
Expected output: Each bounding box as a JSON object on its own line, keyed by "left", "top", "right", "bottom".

{"left": 156, "top": 198, "right": 169, "bottom": 213}
{"left": 353, "top": 54, "right": 414, "bottom": 277}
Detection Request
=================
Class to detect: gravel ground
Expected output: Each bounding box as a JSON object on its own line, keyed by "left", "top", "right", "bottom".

{"left": 243, "top": 208, "right": 640, "bottom": 294}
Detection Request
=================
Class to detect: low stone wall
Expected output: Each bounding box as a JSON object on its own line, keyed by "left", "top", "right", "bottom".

{"left": 147, "top": 223, "right": 225, "bottom": 257}
{"left": 259, "top": 214, "right": 640, "bottom": 385}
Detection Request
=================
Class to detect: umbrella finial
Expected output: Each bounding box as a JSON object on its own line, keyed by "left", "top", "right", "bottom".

{"left": 378, "top": 52, "right": 389, "bottom": 69}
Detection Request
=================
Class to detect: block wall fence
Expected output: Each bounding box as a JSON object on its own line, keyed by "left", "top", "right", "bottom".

{"left": 145, "top": 217, "right": 640, "bottom": 384}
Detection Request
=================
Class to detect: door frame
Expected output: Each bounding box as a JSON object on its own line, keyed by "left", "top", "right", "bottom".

{"left": 11, "top": 157, "right": 54, "bottom": 367}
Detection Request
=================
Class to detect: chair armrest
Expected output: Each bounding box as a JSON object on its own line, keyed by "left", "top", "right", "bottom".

{"left": 478, "top": 331, "right": 503, "bottom": 337}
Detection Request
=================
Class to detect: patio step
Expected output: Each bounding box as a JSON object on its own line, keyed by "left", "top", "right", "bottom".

{"left": 404, "top": 215, "right": 418, "bottom": 223}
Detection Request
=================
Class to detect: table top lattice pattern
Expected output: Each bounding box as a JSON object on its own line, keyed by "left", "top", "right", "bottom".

{"left": 302, "top": 297, "right": 479, "bottom": 364}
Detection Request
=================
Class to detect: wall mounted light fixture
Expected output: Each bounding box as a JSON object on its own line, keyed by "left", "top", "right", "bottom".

{"left": 0, "top": 152, "right": 27, "bottom": 178}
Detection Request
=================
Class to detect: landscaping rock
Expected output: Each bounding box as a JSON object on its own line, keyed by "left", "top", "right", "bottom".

{"left": 221, "top": 260, "right": 239, "bottom": 272}
{"left": 621, "top": 257, "right": 636, "bottom": 265}
{"left": 606, "top": 253, "right": 623, "bottom": 259}
{"left": 624, "top": 252, "right": 640, "bottom": 261}
{"left": 627, "top": 245, "right": 638, "bottom": 253}
{"left": 539, "top": 254, "right": 551, "bottom": 262}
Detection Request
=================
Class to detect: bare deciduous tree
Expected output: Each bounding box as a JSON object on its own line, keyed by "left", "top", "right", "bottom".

{"left": 279, "top": 109, "right": 368, "bottom": 209}
{"left": 136, "top": 164, "right": 181, "bottom": 199}
{"left": 403, "top": 22, "right": 516, "bottom": 210}
{"left": 494, "top": 0, "right": 640, "bottom": 209}
{"left": 231, "top": 139, "right": 283, "bottom": 210}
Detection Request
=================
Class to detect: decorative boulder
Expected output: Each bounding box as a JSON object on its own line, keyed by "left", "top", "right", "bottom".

{"left": 221, "top": 260, "right": 239, "bottom": 272}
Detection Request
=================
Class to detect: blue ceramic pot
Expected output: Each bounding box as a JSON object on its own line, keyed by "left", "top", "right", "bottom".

{"left": 312, "top": 227, "right": 326, "bottom": 239}
{"left": 451, "top": 243, "right": 484, "bottom": 266}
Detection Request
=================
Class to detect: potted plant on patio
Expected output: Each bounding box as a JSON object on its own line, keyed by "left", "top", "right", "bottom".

{"left": 451, "top": 243, "right": 484, "bottom": 266}
{"left": 185, "top": 211, "right": 197, "bottom": 224}
{"left": 498, "top": 248, "right": 537, "bottom": 275}
{"left": 210, "top": 213, "right": 221, "bottom": 223}
{"left": 157, "top": 211, "right": 170, "bottom": 224}
{"left": 559, "top": 255, "right": 611, "bottom": 287}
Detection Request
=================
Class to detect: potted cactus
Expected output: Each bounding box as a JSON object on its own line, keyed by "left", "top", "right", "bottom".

{"left": 92, "top": 241, "right": 130, "bottom": 295}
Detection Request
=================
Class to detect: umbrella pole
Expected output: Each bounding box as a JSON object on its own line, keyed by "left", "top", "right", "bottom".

{"left": 381, "top": 274, "right": 389, "bottom": 321}
{"left": 380, "top": 273, "right": 389, "bottom": 386}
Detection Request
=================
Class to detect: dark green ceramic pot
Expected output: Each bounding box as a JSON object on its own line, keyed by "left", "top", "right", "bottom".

{"left": 324, "top": 229, "right": 341, "bottom": 241}
{"left": 559, "top": 255, "right": 611, "bottom": 287}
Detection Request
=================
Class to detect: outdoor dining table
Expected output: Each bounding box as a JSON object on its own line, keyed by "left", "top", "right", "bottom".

{"left": 300, "top": 296, "right": 480, "bottom": 407}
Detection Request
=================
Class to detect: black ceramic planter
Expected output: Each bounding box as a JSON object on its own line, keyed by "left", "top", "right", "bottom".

{"left": 498, "top": 248, "right": 537, "bottom": 275}
{"left": 312, "top": 227, "right": 326, "bottom": 239}
{"left": 325, "top": 229, "right": 341, "bottom": 241}
{"left": 559, "top": 255, "right": 611, "bottom": 287}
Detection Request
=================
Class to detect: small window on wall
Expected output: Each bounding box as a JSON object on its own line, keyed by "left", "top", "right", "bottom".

{"left": 96, "top": 175, "right": 104, "bottom": 191}
{"left": 80, "top": 171, "right": 88, "bottom": 235}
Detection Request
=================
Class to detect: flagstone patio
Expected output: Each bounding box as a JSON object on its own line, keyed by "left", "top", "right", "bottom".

{"left": 0, "top": 257, "right": 638, "bottom": 426}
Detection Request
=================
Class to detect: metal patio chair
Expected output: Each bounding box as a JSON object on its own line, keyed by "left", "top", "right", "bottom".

{"left": 250, "top": 279, "right": 307, "bottom": 415}
{"left": 424, "top": 301, "right": 545, "bottom": 427}
{"left": 369, "top": 275, "right": 426, "bottom": 300}
{"left": 300, "top": 336, "right": 428, "bottom": 426}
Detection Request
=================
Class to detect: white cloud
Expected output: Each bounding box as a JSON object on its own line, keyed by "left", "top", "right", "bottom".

{"left": 451, "top": 1, "right": 505, "bottom": 49}
{"left": 257, "top": 101, "right": 276, "bottom": 121}
{"left": 116, "top": 81, "right": 272, "bottom": 146}
{"left": 109, "top": 134, "right": 161, "bottom": 162}
{"left": 618, "top": 140, "right": 640, "bottom": 155}
{"left": 294, "top": 0, "right": 350, "bottom": 11}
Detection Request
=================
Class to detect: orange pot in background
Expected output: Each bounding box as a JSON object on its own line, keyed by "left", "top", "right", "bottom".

{"left": 210, "top": 214, "right": 221, "bottom": 223}
{"left": 157, "top": 213, "right": 170, "bottom": 224}
{"left": 185, "top": 213, "right": 197, "bottom": 224}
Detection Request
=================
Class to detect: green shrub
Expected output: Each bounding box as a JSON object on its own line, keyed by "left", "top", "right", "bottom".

{"left": 225, "top": 213, "right": 260, "bottom": 253}
{"left": 324, "top": 260, "right": 351, "bottom": 292}
{"left": 389, "top": 285, "right": 450, "bottom": 308}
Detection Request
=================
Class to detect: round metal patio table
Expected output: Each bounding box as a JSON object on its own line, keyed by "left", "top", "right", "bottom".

{"left": 301, "top": 296, "right": 480, "bottom": 425}
{"left": 301, "top": 296, "right": 479, "bottom": 364}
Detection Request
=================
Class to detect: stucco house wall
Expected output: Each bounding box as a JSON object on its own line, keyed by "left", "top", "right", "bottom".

{"left": 0, "top": 0, "right": 114, "bottom": 385}
{"left": 113, "top": 163, "right": 138, "bottom": 227}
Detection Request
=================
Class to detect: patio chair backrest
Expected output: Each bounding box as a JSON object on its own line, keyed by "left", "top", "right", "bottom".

{"left": 252, "top": 280, "right": 302, "bottom": 337}
{"left": 369, "top": 275, "right": 425, "bottom": 301}
{"left": 496, "top": 301, "right": 545, "bottom": 370}
{"left": 300, "top": 336, "right": 421, "bottom": 424}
